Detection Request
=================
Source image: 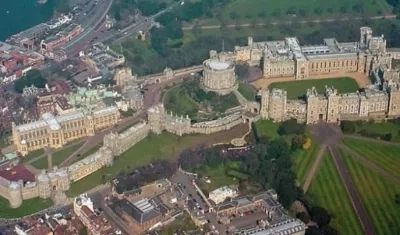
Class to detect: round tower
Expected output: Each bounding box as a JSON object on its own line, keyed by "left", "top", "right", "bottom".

{"left": 37, "top": 170, "right": 51, "bottom": 199}
{"left": 56, "top": 169, "right": 70, "bottom": 191}
{"left": 8, "top": 181, "right": 22, "bottom": 208}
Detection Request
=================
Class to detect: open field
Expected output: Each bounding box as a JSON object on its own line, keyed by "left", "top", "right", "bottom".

{"left": 238, "top": 82, "right": 257, "bottom": 101}
{"left": 217, "top": 0, "right": 389, "bottom": 23}
{"left": 292, "top": 143, "right": 320, "bottom": 185}
{"left": 342, "top": 138, "right": 400, "bottom": 178}
{"left": 340, "top": 149, "right": 400, "bottom": 234}
{"left": 68, "top": 125, "right": 249, "bottom": 196}
{"left": 253, "top": 120, "right": 280, "bottom": 140}
{"left": 0, "top": 196, "right": 53, "bottom": 219}
{"left": 30, "top": 142, "right": 85, "bottom": 169}
{"left": 308, "top": 152, "right": 363, "bottom": 235}
{"left": 268, "top": 77, "right": 359, "bottom": 99}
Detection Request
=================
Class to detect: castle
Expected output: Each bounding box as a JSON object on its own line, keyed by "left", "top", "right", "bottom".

{"left": 2, "top": 103, "right": 249, "bottom": 208}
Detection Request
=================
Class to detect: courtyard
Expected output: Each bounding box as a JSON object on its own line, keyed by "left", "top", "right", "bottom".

{"left": 254, "top": 77, "right": 360, "bottom": 99}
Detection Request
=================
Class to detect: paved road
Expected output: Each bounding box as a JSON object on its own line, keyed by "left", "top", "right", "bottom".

{"left": 183, "top": 14, "right": 396, "bottom": 30}
{"left": 329, "top": 146, "right": 375, "bottom": 235}
{"left": 340, "top": 144, "right": 400, "bottom": 185}
{"left": 171, "top": 170, "right": 227, "bottom": 234}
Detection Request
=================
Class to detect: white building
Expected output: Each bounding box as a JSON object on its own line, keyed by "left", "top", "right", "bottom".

{"left": 209, "top": 186, "right": 238, "bottom": 205}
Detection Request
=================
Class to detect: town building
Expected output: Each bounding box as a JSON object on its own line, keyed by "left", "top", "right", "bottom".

{"left": 111, "top": 197, "right": 167, "bottom": 233}
{"left": 0, "top": 41, "right": 45, "bottom": 83}
{"left": 40, "top": 24, "right": 83, "bottom": 56}
{"left": 12, "top": 106, "right": 120, "bottom": 156}
{"left": 208, "top": 186, "right": 238, "bottom": 205}
{"left": 215, "top": 190, "right": 306, "bottom": 235}
{"left": 73, "top": 194, "right": 113, "bottom": 235}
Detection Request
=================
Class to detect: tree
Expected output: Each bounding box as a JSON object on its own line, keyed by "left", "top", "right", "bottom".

{"left": 340, "top": 5, "right": 348, "bottom": 14}
{"left": 258, "top": 11, "right": 266, "bottom": 18}
{"left": 79, "top": 228, "right": 88, "bottom": 235}
{"left": 310, "top": 206, "right": 332, "bottom": 228}
{"left": 298, "top": 9, "right": 308, "bottom": 17}
{"left": 229, "top": 11, "right": 240, "bottom": 20}
{"left": 327, "top": 8, "right": 334, "bottom": 14}
{"left": 313, "top": 7, "right": 323, "bottom": 15}
{"left": 273, "top": 9, "right": 282, "bottom": 17}
{"left": 14, "top": 69, "right": 47, "bottom": 93}
{"left": 340, "top": 120, "right": 356, "bottom": 133}
{"left": 277, "top": 119, "right": 306, "bottom": 135}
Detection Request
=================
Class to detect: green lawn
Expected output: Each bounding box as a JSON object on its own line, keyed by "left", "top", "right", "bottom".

{"left": 21, "top": 149, "right": 44, "bottom": 163}
{"left": 238, "top": 82, "right": 257, "bottom": 101}
{"left": 30, "top": 142, "right": 84, "bottom": 169}
{"left": 308, "top": 152, "right": 363, "bottom": 235}
{"left": 197, "top": 162, "right": 244, "bottom": 193}
{"left": 0, "top": 196, "right": 53, "bottom": 219}
{"left": 253, "top": 119, "right": 280, "bottom": 140}
{"left": 269, "top": 77, "right": 359, "bottom": 99}
{"left": 342, "top": 138, "right": 400, "bottom": 179}
{"left": 68, "top": 133, "right": 219, "bottom": 196}
{"left": 159, "top": 213, "right": 200, "bottom": 235}
{"left": 163, "top": 80, "right": 240, "bottom": 120}
{"left": 292, "top": 142, "right": 320, "bottom": 185}
{"left": 218, "top": 0, "right": 388, "bottom": 22}
{"left": 354, "top": 121, "right": 400, "bottom": 142}
{"left": 340, "top": 149, "right": 400, "bottom": 234}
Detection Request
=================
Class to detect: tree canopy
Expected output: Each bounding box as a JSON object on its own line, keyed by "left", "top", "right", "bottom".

{"left": 14, "top": 70, "right": 47, "bottom": 93}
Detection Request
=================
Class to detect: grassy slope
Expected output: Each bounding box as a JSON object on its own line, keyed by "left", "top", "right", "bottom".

{"left": 292, "top": 142, "right": 320, "bottom": 185}
{"left": 341, "top": 149, "right": 400, "bottom": 234}
{"left": 342, "top": 138, "right": 400, "bottom": 178}
{"left": 253, "top": 119, "right": 280, "bottom": 140}
{"left": 355, "top": 122, "right": 400, "bottom": 141}
{"left": 238, "top": 82, "right": 257, "bottom": 101}
{"left": 308, "top": 152, "right": 363, "bottom": 235}
{"left": 0, "top": 197, "right": 53, "bottom": 219}
{"left": 269, "top": 77, "right": 359, "bottom": 99}
{"left": 68, "top": 132, "right": 236, "bottom": 196}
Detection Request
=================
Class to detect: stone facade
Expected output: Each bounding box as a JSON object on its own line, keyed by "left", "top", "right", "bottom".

{"left": 217, "top": 27, "right": 394, "bottom": 80}
{"left": 12, "top": 106, "right": 120, "bottom": 156}
{"left": 260, "top": 83, "right": 400, "bottom": 124}
{"left": 202, "top": 58, "right": 237, "bottom": 95}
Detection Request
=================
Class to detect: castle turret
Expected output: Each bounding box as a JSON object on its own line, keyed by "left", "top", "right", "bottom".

{"left": 8, "top": 181, "right": 22, "bottom": 208}
{"left": 147, "top": 104, "right": 164, "bottom": 134}
{"left": 260, "top": 89, "right": 270, "bottom": 119}
{"left": 37, "top": 170, "right": 51, "bottom": 199}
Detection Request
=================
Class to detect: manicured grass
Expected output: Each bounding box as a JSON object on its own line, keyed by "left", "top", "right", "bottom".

{"left": 253, "top": 119, "right": 280, "bottom": 140}
{"left": 238, "top": 82, "right": 257, "bottom": 101}
{"left": 68, "top": 132, "right": 231, "bottom": 196}
{"left": 21, "top": 149, "right": 44, "bottom": 163}
{"left": 340, "top": 149, "right": 400, "bottom": 234}
{"left": 342, "top": 138, "right": 400, "bottom": 178}
{"left": 219, "top": 0, "right": 387, "bottom": 22}
{"left": 163, "top": 80, "right": 240, "bottom": 120}
{"left": 0, "top": 196, "right": 53, "bottom": 219}
{"left": 197, "top": 161, "right": 242, "bottom": 193}
{"left": 292, "top": 142, "right": 320, "bottom": 185}
{"left": 354, "top": 121, "right": 400, "bottom": 142}
{"left": 159, "top": 213, "right": 199, "bottom": 235}
{"left": 269, "top": 77, "right": 359, "bottom": 99}
{"left": 308, "top": 151, "right": 364, "bottom": 235}
{"left": 30, "top": 142, "right": 84, "bottom": 169}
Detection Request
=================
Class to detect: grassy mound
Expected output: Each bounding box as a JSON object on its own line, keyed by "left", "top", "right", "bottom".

{"left": 164, "top": 79, "right": 240, "bottom": 121}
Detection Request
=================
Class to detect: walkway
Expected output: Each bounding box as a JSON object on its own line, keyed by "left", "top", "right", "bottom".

{"left": 339, "top": 144, "right": 400, "bottom": 185}
{"left": 301, "top": 145, "right": 326, "bottom": 193}
{"left": 183, "top": 14, "right": 396, "bottom": 30}
{"left": 329, "top": 146, "right": 376, "bottom": 235}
